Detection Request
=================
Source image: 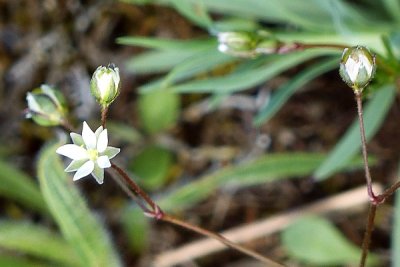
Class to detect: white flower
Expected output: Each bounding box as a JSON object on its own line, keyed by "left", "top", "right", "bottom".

{"left": 56, "top": 121, "right": 120, "bottom": 184}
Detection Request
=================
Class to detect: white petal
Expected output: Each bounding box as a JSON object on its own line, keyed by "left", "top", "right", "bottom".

{"left": 102, "top": 147, "right": 120, "bottom": 159}
{"left": 56, "top": 144, "right": 88, "bottom": 160}
{"left": 97, "top": 129, "right": 108, "bottom": 153}
{"left": 97, "top": 156, "right": 111, "bottom": 168}
{"left": 82, "top": 121, "right": 96, "bottom": 149}
{"left": 26, "top": 93, "right": 41, "bottom": 112}
{"left": 73, "top": 161, "right": 94, "bottom": 181}
{"left": 95, "top": 126, "right": 104, "bottom": 139}
{"left": 70, "top": 133, "right": 84, "bottom": 146}
{"left": 91, "top": 164, "right": 104, "bottom": 184}
{"left": 345, "top": 58, "right": 359, "bottom": 83}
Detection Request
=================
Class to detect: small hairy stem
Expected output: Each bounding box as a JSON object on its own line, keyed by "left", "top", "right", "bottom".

{"left": 355, "top": 92, "right": 378, "bottom": 203}
{"left": 360, "top": 203, "right": 377, "bottom": 267}
{"left": 111, "top": 162, "right": 282, "bottom": 266}
{"left": 161, "top": 214, "right": 284, "bottom": 267}
{"left": 101, "top": 106, "right": 109, "bottom": 128}
{"left": 111, "top": 163, "right": 159, "bottom": 212}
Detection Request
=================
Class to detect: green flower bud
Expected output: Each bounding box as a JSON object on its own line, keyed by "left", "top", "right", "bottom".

{"left": 217, "top": 31, "right": 259, "bottom": 58}
{"left": 339, "top": 46, "right": 376, "bottom": 93}
{"left": 26, "top": 85, "right": 68, "bottom": 126}
{"left": 90, "top": 64, "right": 120, "bottom": 107}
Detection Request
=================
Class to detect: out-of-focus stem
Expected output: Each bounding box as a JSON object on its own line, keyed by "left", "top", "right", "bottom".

{"left": 360, "top": 203, "right": 377, "bottom": 267}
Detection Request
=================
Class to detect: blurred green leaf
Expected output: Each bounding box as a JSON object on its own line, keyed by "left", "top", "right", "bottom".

{"left": 126, "top": 50, "right": 202, "bottom": 74}
{"left": 139, "top": 47, "right": 234, "bottom": 92}
{"left": 117, "top": 36, "right": 214, "bottom": 50}
{"left": 129, "top": 146, "right": 174, "bottom": 190}
{"left": 107, "top": 121, "right": 142, "bottom": 144}
{"left": 170, "top": 49, "right": 340, "bottom": 93}
{"left": 0, "top": 160, "right": 46, "bottom": 213}
{"left": 159, "top": 153, "right": 369, "bottom": 212}
{"left": 254, "top": 57, "right": 338, "bottom": 125}
{"left": 282, "top": 216, "right": 378, "bottom": 266}
{"left": 0, "top": 220, "right": 78, "bottom": 266}
{"left": 121, "top": 205, "right": 149, "bottom": 254}
{"left": 169, "top": 0, "right": 213, "bottom": 29}
{"left": 0, "top": 254, "right": 54, "bottom": 267}
{"left": 138, "top": 90, "right": 180, "bottom": 134}
{"left": 314, "top": 84, "right": 396, "bottom": 180}
{"left": 37, "top": 141, "right": 121, "bottom": 267}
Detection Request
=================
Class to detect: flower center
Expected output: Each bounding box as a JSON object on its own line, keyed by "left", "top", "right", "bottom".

{"left": 87, "top": 149, "right": 98, "bottom": 161}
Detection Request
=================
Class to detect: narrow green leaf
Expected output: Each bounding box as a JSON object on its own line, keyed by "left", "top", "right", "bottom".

{"left": 383, "top": 0, "right": 400, "bottom": 23}
{"left": 314, "top": 84, "right": 396, "bottom": 180}
{"left": 116, "top": 36, "right": 214, "bottom": 50}
{"left": 159, "top": 153, "right": 368, "bottom": 212}
{"left": 0, "top": 220, "right": 78, "bottom": 266}
{"left": 170, "top": 49, "right": 340, "bottom": 93}
{"left": 254, "top": 57, "right": 338, "bottom": 125}
{"left": 0, "top": 254, "right": 54, "bottom": 267}
{"left": 282, "top": 216, "right": 378, "bottom": 266}
{"left": 0, "top": 160, "right": 46, "bottom": 213}
{"left": 37, "top": 141, "right": 121, "bottom": 267}
{"left": 138, "top": 90, "right": 180, "bottom": 134}
{"left": 139, "top": 48, "right": 234, "bottom": 92}
{"left": 170, "top": 0, "right": 213, "bottom": 29}
{"left": 127, "top": 49, "right": 202, "bottom": 74}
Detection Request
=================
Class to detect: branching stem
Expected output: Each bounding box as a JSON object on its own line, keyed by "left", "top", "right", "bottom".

{"left": 110, "top": 162, "right": 282, "bottom": 266}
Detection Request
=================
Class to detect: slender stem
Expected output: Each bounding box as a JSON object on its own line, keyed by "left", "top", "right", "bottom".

{"left": 111, "top": 163, "right": 159, "bottom": 212}
{"left": 108, "top": 169, "right": 151, "bottom": 213}
{"left": 161, "top": 214, "right": 284, "bottom": 267}
{"left": 101, "top": 106, "right": 109, "bottom": 128}
{"left": 355, "top": 92, "right": 378, "bottom": 203}
{"left": 377, "top": 180, "right": 400, "bottom": 202}
{"left": 360, "top": 203, "right": 377, "bottom": 267}
{"left": 110, "top": 162, "right": 283, "bottom": 266}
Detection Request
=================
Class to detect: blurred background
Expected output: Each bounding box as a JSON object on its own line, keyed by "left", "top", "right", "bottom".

{"left": 1, "top": 0, "right": 400, "bottom": 266}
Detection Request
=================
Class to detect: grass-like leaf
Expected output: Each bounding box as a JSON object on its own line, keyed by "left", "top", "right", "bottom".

{"left": 0, "top": 160, "right": 46, "bottom": 213}
{"left": 37, "top": 141, "right": 121, "bottom": 267}
{"left": 170, "top": 49, "right": 340, "bottom": 93}
{"left": 0, "top": 220, "right": 78, "bottom": 266}
{"left": 159, "top": 152, "right": 369, "bottom": 212}
{"left": 254, "top": 57, "right": 338, "bottom": 125}
{"left": 314, "top": 84, "right": 396, "bottom": 180}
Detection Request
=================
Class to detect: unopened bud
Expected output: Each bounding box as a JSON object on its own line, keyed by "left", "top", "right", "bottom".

{"left": 26, "top": 85, "right": 68, "bottom": 126}
{"left": 217, "top": 31, "right": 259, "bottom": 58}
{"left": 339, "top": 46, "right": 376, "bottom": 92}
{"left": 90, "top": 64, "right": 120, "bottom": 107}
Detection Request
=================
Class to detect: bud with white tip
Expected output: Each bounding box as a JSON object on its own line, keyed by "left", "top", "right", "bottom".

{"left": 339, "top": 46, "right": 376, "bottom": 93}
{"left": 90, "top": 64, "right": 120, "bottom": 107}
{"left": 217, "top": 31, "right": 259, "bottom": 58}
{"left": 26, "top": 84, "right": 68, "bottom": 126}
